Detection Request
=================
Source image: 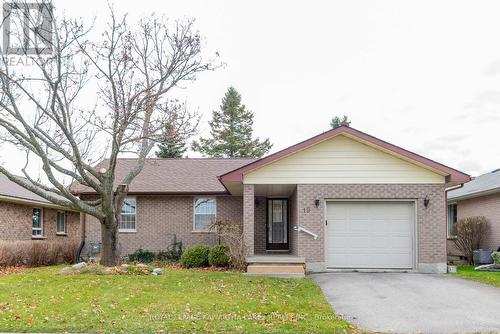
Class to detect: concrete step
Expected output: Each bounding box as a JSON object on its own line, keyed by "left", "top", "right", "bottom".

{"left": 246, "top": 255, "right": 306, "bottom": 264}
{"left": 246, "top": 264, "right": 305, "bottom": 278}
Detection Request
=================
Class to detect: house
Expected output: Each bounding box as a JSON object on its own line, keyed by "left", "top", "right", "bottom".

{"left": 0, "top": 174, "right": 81, "bottom": 242}
{"left": 447, "top": 169, "right": 500, "bottom": 257}
{"left": 74, "top": 125, "right": 470, "bottom": 274}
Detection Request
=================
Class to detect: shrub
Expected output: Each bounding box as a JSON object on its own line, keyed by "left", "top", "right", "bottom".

{"left": 210, "top": 220, "right": 246, "bottom": 270}
{"left": 180, "top": 245, "right": 210, "bottom": 268}
{"left": 208, "top": 245, "right": 231, "bottom": 267}
{"left": 0, "top": 240, "right": 79, "bottom": 267}
{"left": 128, "top": 249, "right": 156, "bottom": 263}
{"left": 491, "top": 251, "right": 500, "bottom": 265}
{"left": 452, "top": 216, "right": 489, "bottom": 264}
{"left": 156, "top": 241, "right": 183, "bottom": 263}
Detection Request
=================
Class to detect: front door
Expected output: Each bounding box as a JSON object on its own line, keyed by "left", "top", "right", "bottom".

{"left": 266, "top": 199, "right": 289, "bottom": 250}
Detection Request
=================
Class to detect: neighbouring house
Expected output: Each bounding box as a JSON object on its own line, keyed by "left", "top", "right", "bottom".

{"left": 0, "top": 174, "right": 81, "bottom": 242}
{"left": 73, "top": 125, "right": 470, "bottom": 274}
{"left": 447, "top": 169, "right": 500, "bottom": 258}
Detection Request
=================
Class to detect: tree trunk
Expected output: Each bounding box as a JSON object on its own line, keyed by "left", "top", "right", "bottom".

{"left": 100, "top": 218, "right": 120, "bottom": 266}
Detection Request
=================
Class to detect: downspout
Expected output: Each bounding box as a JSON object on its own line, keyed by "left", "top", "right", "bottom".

{"left": 76, "top": 212, "right": 86, "bottom": 263}
{"left": 444, "top": 183, "right": 464, "bottom": 259}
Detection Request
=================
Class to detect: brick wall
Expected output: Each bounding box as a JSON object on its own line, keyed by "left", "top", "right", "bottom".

{"left": 447, "top": 193, "right": 500, "bottom": 255}
{"left": 242, "top": 185, "right": 254, "bottom": 256}
{"left": 253, "top": 197, "right": 267, "bottom": 254}
{"left": 296, "top": 184, "right": 446, "bottom": 268}
{"left": 85, "top": 195, "right": 244, "bottom": 256}
{"left": 289, "top": 188, "right": 298, "bottom": 255}
{"left": 0, "top": 201, "right": 80, "bottom": 242}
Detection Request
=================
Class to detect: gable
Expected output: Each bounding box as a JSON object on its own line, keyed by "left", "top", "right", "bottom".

{"left": 243, "top": 134, "right": 445, "bottom": 184}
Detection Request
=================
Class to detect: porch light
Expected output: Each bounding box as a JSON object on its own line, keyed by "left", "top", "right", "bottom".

{"left": 424, "top": 195, "right": 430, "bottom": 208}
{"left": 314, "top": 199, "right": 320, "bottom": 208}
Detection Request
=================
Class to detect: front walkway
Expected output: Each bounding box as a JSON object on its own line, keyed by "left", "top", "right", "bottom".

{"left": 312, "top": 272, "right": 500, "bottom": 333}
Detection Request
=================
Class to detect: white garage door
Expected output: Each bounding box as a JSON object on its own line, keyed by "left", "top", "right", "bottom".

{"left": 326, "top": 201, "right": 415, "bottom": 269}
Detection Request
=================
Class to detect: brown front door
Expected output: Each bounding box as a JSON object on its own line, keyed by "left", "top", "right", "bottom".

{"left": 266, "top": 199, "right": 289, "bottom": 250}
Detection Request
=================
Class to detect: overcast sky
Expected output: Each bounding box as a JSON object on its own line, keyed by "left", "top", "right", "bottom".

{"left": 1, "top": 0, "right": 500, "bottom": 177}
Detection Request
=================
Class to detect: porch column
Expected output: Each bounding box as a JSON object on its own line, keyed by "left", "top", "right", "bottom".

{"left": 243, "top": 184, "right": 255, "bottom": 256}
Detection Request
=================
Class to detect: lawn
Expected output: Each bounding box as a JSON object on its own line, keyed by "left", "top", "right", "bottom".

{"left": 0, "top": 266, "right": 354, "bottom": 333}
{"left": 453, "top": 266, "right": 500, "bottom": 287}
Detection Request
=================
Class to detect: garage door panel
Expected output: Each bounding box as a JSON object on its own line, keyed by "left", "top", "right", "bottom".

{"left": 326, "top": 201, "right": 414, "bottom": 269}
{"left": 328, "top": 253, "right": 413, "bottom": 269}
{"left": 327, "top": 235, "right": 412, "bottom": 250}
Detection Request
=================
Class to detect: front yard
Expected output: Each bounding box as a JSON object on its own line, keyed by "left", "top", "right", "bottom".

{"left": 0, "top": 266, "right": 354, "bottom": 333}
{"left": 453, "top": 266, "right": 500, "bottom": 287}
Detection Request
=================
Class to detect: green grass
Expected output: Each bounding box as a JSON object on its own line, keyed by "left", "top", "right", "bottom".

{"left": 453, "top": 266, "right": 500, "bottom": 287}
{"left": 0, "top": 266, "right": 354, "bottom": 333}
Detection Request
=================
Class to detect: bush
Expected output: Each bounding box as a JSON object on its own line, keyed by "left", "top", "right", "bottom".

{"left": 210, "top": 220, "right": 246, "bottom": 270}
{"left": 208, "top": 245, "right": 231, "bottom": 267}
{"left": 0, "top": 240, "right": 79, "bottom": 267}
{"left": 128, "top": 249, "right": 156, "bottom": 263}
{"left": 156, "top": 241, "right": 183, "bottom": 262}
{"left": 491, "top": 251, "right": 500, "bottom": 265}
{"left": 452, "top": 216, "right": 490, "bottom": 264}
{"left": 180, "top": 245, "right": 210, "bottom": 268}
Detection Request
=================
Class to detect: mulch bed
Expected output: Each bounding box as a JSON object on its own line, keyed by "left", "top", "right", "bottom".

{"left": 0, "top": 266, "right": 28, "bottom": 276}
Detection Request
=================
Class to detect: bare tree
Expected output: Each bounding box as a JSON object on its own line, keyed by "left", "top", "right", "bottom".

{"left": 0, "top": 2, "right": 218, "bottom": 265}
{"left": 452, "top": 216, "right": 489, "bottom": 264}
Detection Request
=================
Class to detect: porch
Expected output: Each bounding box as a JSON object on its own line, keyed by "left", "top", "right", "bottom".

{"left": 242, "top": 184, "right": 298, "bottom": 256}
{"left": 241, "top": 184, "right": 307, "bottom": 277}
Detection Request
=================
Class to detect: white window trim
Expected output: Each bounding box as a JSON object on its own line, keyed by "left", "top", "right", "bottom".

{"left": 56, "top": 211, "right": 67, "bottom": 235}
{"left": 447, "top": 202, "right": 457, "bottom": 239}
{"left": 119, "top": 196, "right": 137, "bottom": 233}
{"left": 192, "top": 197, "right": 217, "bottom": 232}
{"left": 32, "top": 207, "right": 44, "bottom": 238}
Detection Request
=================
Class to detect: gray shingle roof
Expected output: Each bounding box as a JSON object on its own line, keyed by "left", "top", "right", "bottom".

{"left": 448, "top": 168, "right": 500, "bottom": 200}
{"left": 71, "top": 158, "right": 255, "bottom": 194}
{"left": 0, "top": 174, "right": 53, "bottom": 204}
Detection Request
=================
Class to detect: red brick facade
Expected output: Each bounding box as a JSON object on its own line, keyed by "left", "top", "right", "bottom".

{"left": 0, "top": 182, "right": 445, "bottom": 273}
{"left": 85, "top": 195, "right": 249, "bottom": 257}
{"left": 0, "top": 201, "right": 81, "bottom": 242}
{"left": 82, "top": 183, "right": 448, "bottom": 273}
{"left": 447, "top": 193, "right": 500, "bottom": 256}
{"left": 295, "top": 184, "right": 447, "bottom": 272}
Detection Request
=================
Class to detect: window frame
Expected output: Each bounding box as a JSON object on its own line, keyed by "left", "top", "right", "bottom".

{"left": 32, "top": 207, "right": 43, "bottom": 238}
{"left": 56, "top": 211, "right": 67, "bottom": 235}
{"left": 447, "top": 202, "right": 458, "bottom": 238}
{"left": 119, "top": 197, "right": 137, "bottom": 233}
{"left": 192, "top": 197, "right": 217, "bottom": 232}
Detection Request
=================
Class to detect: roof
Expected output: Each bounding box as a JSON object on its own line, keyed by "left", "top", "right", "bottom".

{"left": 72, "top": 158, "right": 255, "bottom": 195}
{"left": 220, "top": 125, "right": 471, "bottom": 185}
{"left": 448, "top": 169, "right": 500, "bottom": 201}
{"left": 0, "top": 174, "right": 63, "bottom": 206}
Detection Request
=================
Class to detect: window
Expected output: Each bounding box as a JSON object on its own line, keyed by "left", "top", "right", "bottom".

{"left": 119, "top": 197, "right": 136, "bottom": 232}
{"left": 447, "top": 203, "right": 457, "bottom": 237}
{"left": 193, "top": 197, "right": 216, "bottom": 231}
{"left": 56, "top": 211, "right": 66, "bottom": 234}
{"left": 32, "top": 208, "right": 43, "bottom": 237}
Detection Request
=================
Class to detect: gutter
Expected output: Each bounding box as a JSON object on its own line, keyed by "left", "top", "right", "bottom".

{"left": 0, "top": 194, "right": 75, "bottom": 211}
{"left": 447, "top": 186, "right": 500, "bottom": 202}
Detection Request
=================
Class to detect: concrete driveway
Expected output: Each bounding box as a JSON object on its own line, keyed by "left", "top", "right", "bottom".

{"left": 312, "top": 273, "right": 500, "bottom": 333}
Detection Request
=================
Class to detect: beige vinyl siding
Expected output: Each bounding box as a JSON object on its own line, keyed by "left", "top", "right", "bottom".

{"left": 244, "top": 135, "right": 445, "bottom": 184}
